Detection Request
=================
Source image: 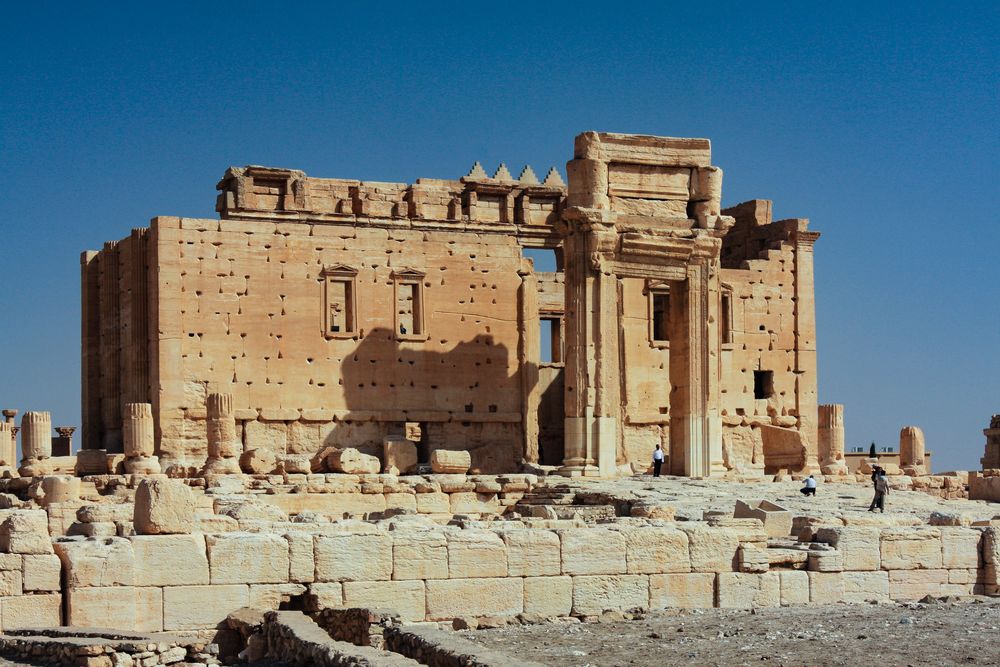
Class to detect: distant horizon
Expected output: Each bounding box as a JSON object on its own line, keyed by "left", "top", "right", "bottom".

{"left": 1, "top": 2, "right": 996, "bottom": 472}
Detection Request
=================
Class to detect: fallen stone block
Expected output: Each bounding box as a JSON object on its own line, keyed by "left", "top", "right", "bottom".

{"left": 133, "top": 477, "right": 195, "bottom": 535}
{"left": 430, "top": 449, "right": 471, "bottom": 474}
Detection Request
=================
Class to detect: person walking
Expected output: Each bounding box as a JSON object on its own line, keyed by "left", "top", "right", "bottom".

{"left": 652, "top": 444, "right": 664, "bottom": 477}
{"left": 869, "top": 471, "right": 890, "bottom": 512}
{"left": 800, "top": 474, "right": 817, "bottom": 496}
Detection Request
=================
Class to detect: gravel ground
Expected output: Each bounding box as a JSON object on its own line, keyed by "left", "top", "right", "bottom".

{"left": 463, "top": 598, "right": 1000, "bottom": 666}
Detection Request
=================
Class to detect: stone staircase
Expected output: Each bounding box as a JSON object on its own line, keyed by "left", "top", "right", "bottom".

{"left": 513, "top": 484, "right": 618, "bottom": 522}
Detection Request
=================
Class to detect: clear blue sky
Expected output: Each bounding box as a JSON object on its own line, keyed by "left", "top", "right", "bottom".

{"left": 1, "top": 2, "right": 996, "bottom": 471}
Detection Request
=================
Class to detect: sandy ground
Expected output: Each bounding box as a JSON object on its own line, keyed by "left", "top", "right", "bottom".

{"left": 463, "top": 599, "right": 1000, "bottom": 666}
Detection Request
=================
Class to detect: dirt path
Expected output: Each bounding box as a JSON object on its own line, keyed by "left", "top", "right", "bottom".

{"left": 463, "top": 599, "right": 1000, "bottom": 666}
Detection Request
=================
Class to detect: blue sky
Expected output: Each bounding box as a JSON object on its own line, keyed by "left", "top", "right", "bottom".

{"left": 1, "top": 2, "right": 996, "bottom": 471}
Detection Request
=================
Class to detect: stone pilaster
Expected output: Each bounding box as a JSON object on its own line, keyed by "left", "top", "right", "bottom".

{"left": 123, "top": 403, "right": 161, "bottom": 474}
{"left": 818, "top": 404, "right": 848, "bottom": 475}
{"left": 203, "top": 393, "right": 242, "bottom": 474}
{"left": 19, "top": 411, "right": 52, "bottom": 477}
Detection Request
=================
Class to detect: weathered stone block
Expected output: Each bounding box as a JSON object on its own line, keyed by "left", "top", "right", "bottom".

{"left": 621, "top": 526, "right": 690, "bottom": 574}
{"left": 425, "top": 577, "right": 522, "bottom": 620}
{"left": 383, "top": 438, "right": 418, "bottom": 475}
{"left": 447, "top": 530, "right": 507, "bottom": 578}
{"left": 306, "top": 582, "right": 343, "bottom": 610}
{"left": 815, "top": 526, "right": 880, "bottom": 571}
{"left": 733, "top": 499, "right": 792, "bottom": 538}
{"left": 67, "top": 586, "right": 137, "bottom": 629}
{"left": 207, "top": 533, "right": 290, "bottom": 584}
{"left": 807, "top": 571, "right": 844, "bottom": 603}
{"left": 415, "top": 492, "right": 450, "bottom": 514}
{"left": 449, "top": 492, "right": 499, "bottom": 515}
{"left": 807, "top": 550, "right": 843, "bottom": 572}
{"left": 0, "top": 569, "right": 22, "bottom": 596}
{"left": 524, "top": 576, "right": 572, "bottom": 616}
{"left": 778, "top": 570, "right": 810, "bottom": 605}
{"left": 135, "top": 586, "right": 163, "bottom": 632}
{"left": 327, "top": 448, "right": 380, "bottom": 475}
{"left": 343, "top": 580, "right": 426, "bottom": 622}
{"left": 55, "top": 537, "right": 134, "bottom": 587}
{"left": 130, "top": 534, "right": 209, "bottom": 586}
{"left": 649, "top": 573, "right": 715, "bottom": 609}
{"left": 0, "top": 511, "right": 52, "bottom": 554}
{"left": 430, "top": 449, "right": 471, "bottom": 474}
{"left": 717, "top": 572, "right": 780, "bottom": 609}
{"left": 2, "top": 593, "right": 60, "bottom": 629}
{"left": 392, "top": 532, "right": 448, "bottom": 580}
{"left": 678, "top": 524, "right": 739, "bottom": 573}
{"left": 248, "top": 583, "right": 307, "bottom": 610}
{"left": 572, "top": 575, "right": 649, "bottom": 615}
{"left": 163, "top": 584, "right": 250, "bottom": 631}
{"left": 315, "top": 533, "right": 392, "bottom": 582}
{"left": 133, "top": 478, "right": 195, "bottom": 535}
{"left": 285, "top": 532, "right": 315, "bottom": 583}
{"left": 560, "top": 528, "right": 626, "bottom": 575}
{"left": 842, "top": 570, "right": 890, "bottom": 603}
{"left": 22, "top": 553, "right": 61, "bottom": 591}
{"left": 888, "top": 569, "right": 949, "bottom": 600}
{"left": 880, "top": 528, "right": 942, "bottom": 570}
{"left": 939, "top": 527, "right": 981, "bottom": 569}
{"left": 501, "top": 529, "right": 561, "bottom": 577}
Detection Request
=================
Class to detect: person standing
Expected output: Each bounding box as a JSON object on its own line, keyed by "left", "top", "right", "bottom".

{"left": 652, "top": 444, "right": 664, "bottom": 477}
{"left": 800, "top": 474, "right": 817, "bottom": 496}
{"left": 869, "top": 471, "right": 890, "bottom": 512}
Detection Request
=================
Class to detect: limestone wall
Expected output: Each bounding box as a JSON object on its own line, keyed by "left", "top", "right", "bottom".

{"left": 1, "top": 518, "right": 989, "bottom": 632}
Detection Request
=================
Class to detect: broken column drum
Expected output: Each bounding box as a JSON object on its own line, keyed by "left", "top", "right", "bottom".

{"left": 203, "top": 393, "right": 241, "bottom": 474}
{"left": 0, "top": 422, "right": 14, "bottom": 467}
{"left": 818, "top": 404, "right": 848, "bottom": 475}
{"left": 900, "top": 426, "right": 926, "bottom": 475}
{"left": 123, "top": 402, "right": 161, "bottom": 474}
{"left": 19, "top": 411, "right": 52, "bottom": 477}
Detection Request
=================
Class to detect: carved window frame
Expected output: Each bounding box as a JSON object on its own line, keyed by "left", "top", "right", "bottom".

{"left": 321, "top": 264, "right": 359, "bottom": 339}
{"left": 392, "top": 268, "right": 428, "bottom": 341}
{"left": 720, "top": 283, "right": 734, "bottom": 348}
{"left": 646, "top": 279, "right": 671, "bottom": 349}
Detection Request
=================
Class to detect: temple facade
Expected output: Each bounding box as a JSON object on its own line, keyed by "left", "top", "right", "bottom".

{"left": 81, "top": 131, "right": 824, "bottom": 477}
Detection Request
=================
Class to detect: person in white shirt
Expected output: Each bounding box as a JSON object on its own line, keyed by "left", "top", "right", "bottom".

{"left": 800, "top": 474, "right": 817, "bottom": 496}
{"left": 652, "top": 444, "right": 664, "bottom": 477}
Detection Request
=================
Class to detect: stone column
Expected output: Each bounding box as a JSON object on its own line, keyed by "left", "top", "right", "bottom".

{"left": 19, "top": 411, "right": 52, "bottom": 477}
{"left": 203, "top": 393, "right": 242, "bottom": 474}
{"left": 792, "top": 229, "right": 821, "bottom": 472}
{"left": 0, "top": 423, "right": 15, "bottom": 468}
{"left": 900, "top": 426, "right": 927, "bottom": 476}
{"left": 123, "top": 403, "right": 161, "bottom": 474}
{"left": 518, "top": 263, "right": 540, "bottom": 464}
{"left": 2, "top": 410, "right": 17, "bottom": 441}
{"left": 818, "top": 404, "right": 848, "bottom": 475}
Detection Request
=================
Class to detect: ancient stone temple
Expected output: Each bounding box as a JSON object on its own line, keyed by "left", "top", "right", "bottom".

{"left": 80, "top": 132, "right": 821, "bottom": 477}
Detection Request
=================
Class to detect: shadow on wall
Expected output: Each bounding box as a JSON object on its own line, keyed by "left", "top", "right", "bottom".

{"left": 327, "top": 327, "right": 532, "bottom": 474}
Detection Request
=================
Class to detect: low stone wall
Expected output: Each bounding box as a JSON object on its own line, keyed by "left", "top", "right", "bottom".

{"left": 25, "top": 519, "right": 996, "bottom": 632}
{"left": 261, "top": 610, "right": 418, "bottom": 666}
{"left": 312, "top": 607, "right": 400, "bottom": 649}
{"left": 0, "top": 627, "right": 219, "bottom": 666}
{"left": 383, "top": 625, "right": 546, "bottom": 667}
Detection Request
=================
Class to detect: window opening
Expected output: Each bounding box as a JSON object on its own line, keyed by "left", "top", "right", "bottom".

{"left": 540, "top": 316, "right": 563, "bottom": 363}
{"left": 753, "top": 370, "right": 774, "bottom": 400}
{"left": 651, "top": 291, "right": 670, "bottom": 342}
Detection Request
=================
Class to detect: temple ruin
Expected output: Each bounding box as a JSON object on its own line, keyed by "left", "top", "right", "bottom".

{"left": 80, "top": 132, "right": 824, "bottom": 478}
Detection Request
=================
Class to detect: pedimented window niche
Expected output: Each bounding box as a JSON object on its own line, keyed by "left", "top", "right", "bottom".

{"left": 392, "top": 268, "right": 427, "bottom": 340}
{"left": 321, "top": 265, "right": 358, "bottom": 338}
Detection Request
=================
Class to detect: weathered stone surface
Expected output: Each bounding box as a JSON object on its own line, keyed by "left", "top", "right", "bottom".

{"left": 425, "top": 577, "right": 522, "bottom": 620}
{"left": 240, "top": 448, "right": 278, "bottom": 474}
{"left": 133, "top": 477, "right": 196, "bottom": 535}
{"left": 523, "top": 576, "right": 572, "bottom": 616}
{"left": 343, "top": 580, "right": 426, "bottom": 621}
{"left": 207, "top": 533, "right": 290, "bottom": 584}
{"left": 778, "top": 570, "right": 810, "bottom": 605}
{"left": 620, "top": 526, "right": 690, "bottom": 574}
{"left": 649, "top": 573, "right": 715, "bottom": 609}
{"left": 54, "top": 537, "right": 134, "bottom": 587}
{"left": 163, "top": 584, "right": 250, "bottom": 630}
{"left": 888, "top": 569, "right": 949, "bottom": 600}
{"left": 392, "top": 531, "right": 448, "bottom": 580}
{"left": 717, "top": 572, "right": 780, "bottom": 609}
{"left": 815, "top": 526, "right": 880, "bottom": 571}
{"left": 678, "top": 524, "right": 739, "bottom": 573}
{"left": 0, "top": 510, "right": 53, "bottom": 554}
{"left": 501, "top": 529, "right": 561, "bottom": 577}
{"left": 135, "top": 586, "right": 163, "bottom": 632}
{"left": 431, "top": 449, "right": 471, "bottom": 474}
{"left": 807, "top": 571, "right": 844, "bottom": 603}
{"left": 560, "top": 528, "right": 626, "bottom": 575}
{"left": 2, "top": 592, "right": 60, "bottom": 629}
{"left": 327, "top": 448, "right": 381, "bottom": 475}
{"left": 940, "top": 527, "right": 981, "bottom": 569}
{"left": 383, "top": 438, "right": 418, "bottom": 475}
{"left": 572, "top": 575, "right": 649, "bottom": 615}
{"left": 130, "top": 534, "right": 210, "bottom": 586}
{"left": 842, "top": 570, "right": 890, "bottom": 603}
{"left": 285, "top": 532, "right": 315, "bottom": 583}
{"left": 880, "top": 528, "right": 942, "bottom": 570}
{"left": 447, "top": 530, "right": 507, "bottom": 578}
{"left": 22, "top": 553, "right": 61, "bottom": 591}
{"left": 67, "top": 586, "right": 137, "bottom": 628}
{"left": 315, "top": 533, "right": 392, "bottom": 582}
